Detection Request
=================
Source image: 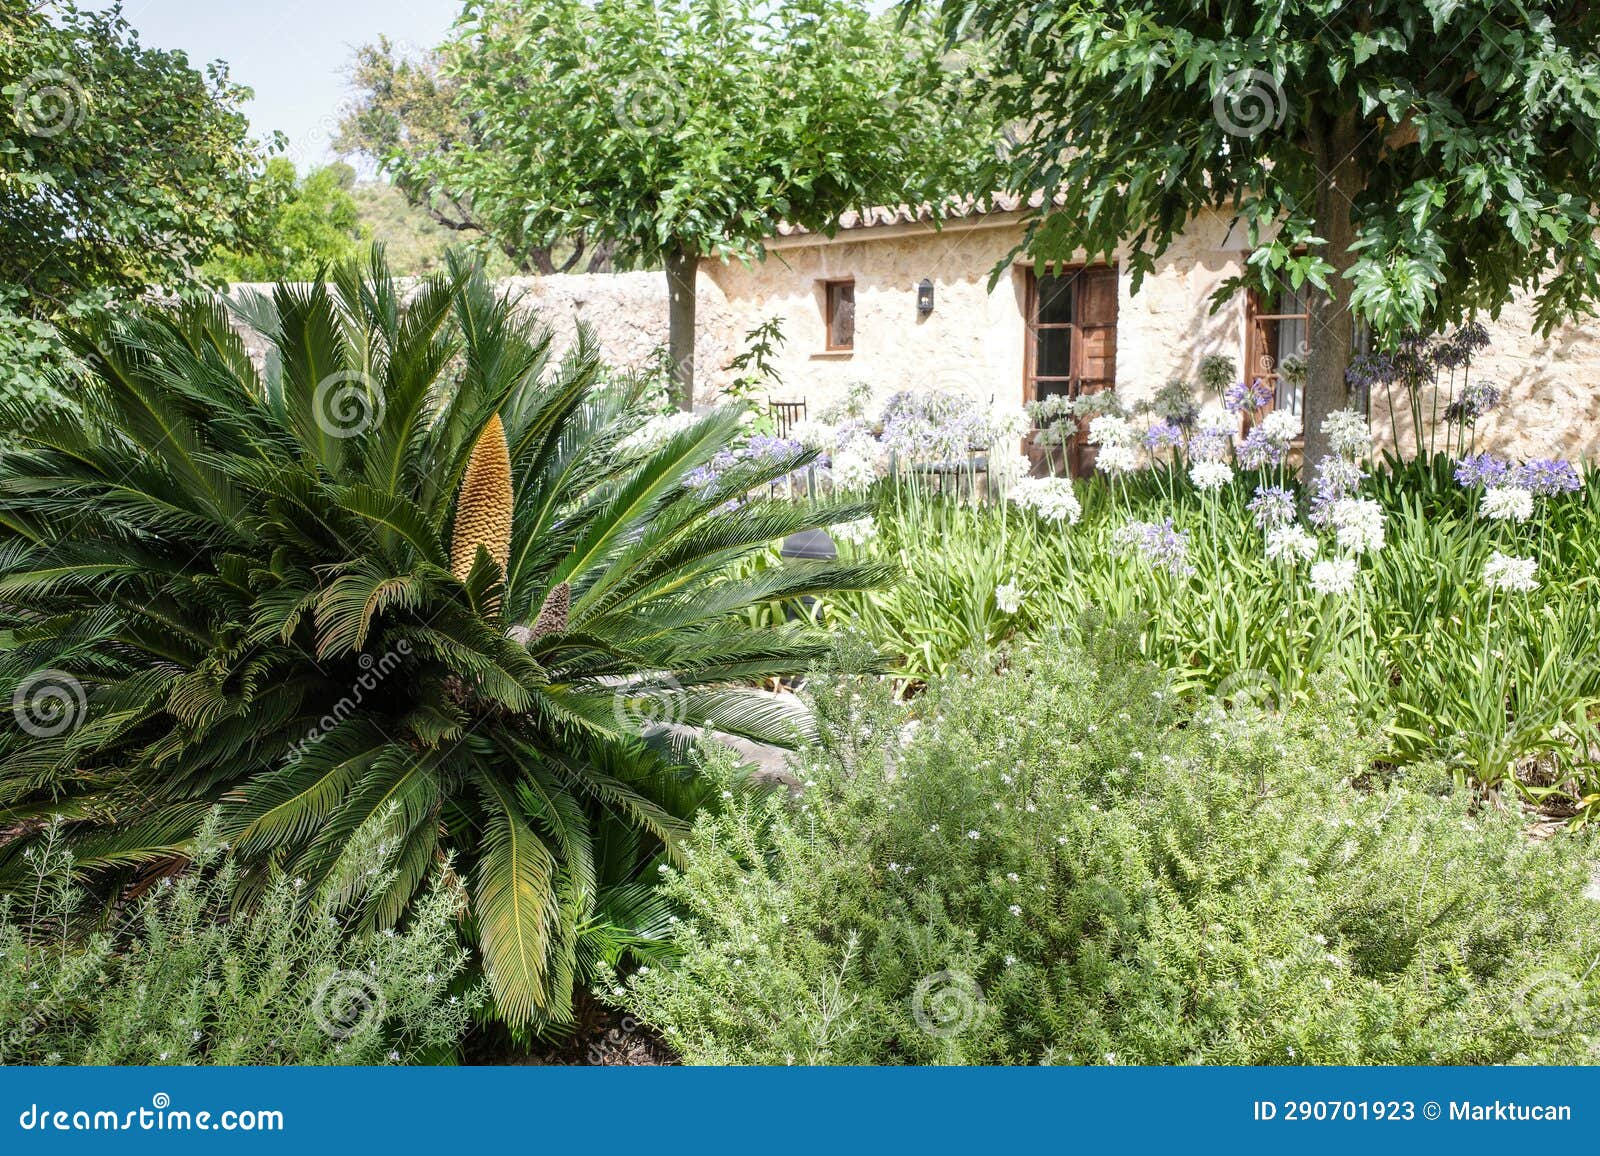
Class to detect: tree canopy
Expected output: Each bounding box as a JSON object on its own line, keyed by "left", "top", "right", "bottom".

{"left": 935, "top": 0, "right": 1600, "bottom": 462}
{"left": 203, "top": 160, "right": 368, "bottom": 283}
{"left": 377, "top": 0, "right": 994, "bottom": 406}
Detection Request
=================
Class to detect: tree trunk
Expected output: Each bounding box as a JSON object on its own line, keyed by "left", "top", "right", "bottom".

{"left": 665, "top": 244, "right": 698, "bottom": 411}
{"left": 1300, "top": 109, "right": 1366, "bottom": 472}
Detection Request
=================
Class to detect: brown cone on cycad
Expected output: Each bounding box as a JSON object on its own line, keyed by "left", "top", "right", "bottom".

{"left": 530, "top": 582, "right": 569, "bottom": 639}
{"left": 450, "top": 413, "right": 514, "bottom": 583}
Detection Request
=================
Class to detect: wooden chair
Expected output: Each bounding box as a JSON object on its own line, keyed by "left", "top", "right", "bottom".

{"left": 767, "top": 399, "right": 807, "bottom": 439}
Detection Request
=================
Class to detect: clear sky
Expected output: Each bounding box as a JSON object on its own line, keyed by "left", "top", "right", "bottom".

{"left": 88, "top": 0, "right": 464, "bottom": 171}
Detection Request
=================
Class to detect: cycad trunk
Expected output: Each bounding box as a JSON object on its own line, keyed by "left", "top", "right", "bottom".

{"left": 665, "top": 243, "right": 698, "bottom": 412}
{"left": 450, "top": 413, "right": 514, "bottom": 582}
{"left": 1300, "top": 109, "right": 1366, "bottom": 474}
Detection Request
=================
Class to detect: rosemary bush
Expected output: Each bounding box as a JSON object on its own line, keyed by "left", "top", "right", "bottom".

{"left": 617, "top": 634, "right": 1600, "bottom": 1064}
{"left": 0, "top": 815, "right": 476, "bottom": 1065}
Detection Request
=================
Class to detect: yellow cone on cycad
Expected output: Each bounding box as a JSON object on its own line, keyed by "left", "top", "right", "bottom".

{"left": 450, "top": 413, "right": 514, "bottom": 583}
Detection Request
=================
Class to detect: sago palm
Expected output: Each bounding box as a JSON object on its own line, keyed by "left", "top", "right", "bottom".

{"left": 0, "top": 251, "right": 879, "bottom": 1028}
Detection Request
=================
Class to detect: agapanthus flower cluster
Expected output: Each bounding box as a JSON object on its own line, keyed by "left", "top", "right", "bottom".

{"left": 829, "top": 443, "right": 877, "bottom": 491}
{"left": 1113, "top": 518, "right": 1194, "bottom": 578}
{"left": 1513, "top": 458, "right": 1582, "bottom": 496}
{"left": 1308, "top": 557, "right": 1359, "bottom": 597}
{"left": 1265, "top": 523, "right": 1318, "bottom": 564}
{"left": 1248, "top": 485, "right": 1296, "bottom": 529}
{"left": 1189, "top": 459, "right": 1234, "bottom": 491}
{"left": 1095, "top": 443, "right": 1142, "bottom": 477}
{"left": 881, "top": 390, "right": 998, "bottom": 462}
{"left": 1479, "top": 485, "right": 1533, "bottom": 523}
{"left": 1143, "top": 419, "right": 1184, "bottom": 451}
{"left": 1188, "top": 415, "right": 1233, "bottom": 463}
{"left": 832, "top": 516, "right": 878, "bottom": 547}
{"left": 1321, "top": 409, "right": 1371, "bottom": 459}
{"left": 1258, "top": 409, "right": 1302, "bottom": 444}
{"left": 618, "top": 410, "right": 701, "bottom": 456}
{"left": 1453, "top": 453, "right": 1512, "bottom": 489}
{"left": 1330, "top": 497, "right": 1386, "bottom": 555}
{"left": 1008, "top": 476, "right": 1082, "bottom": 524}
{"left": 1444, "top": 381, "right": 1501, "bottom": 425}
{"left": 994, "top": 581, "right": 1024, "bottom": 614}
{"left": 1223, "top": 378, "right": 1274, "bottom": 415}
{"left": 1087, "top": 414, "right": 1135, "bottom": 448}
{"left": 1235, "top": 427, "right": 1284, "bottom": 470}
{"left": 1308, "top": 455, "right": 1367, "bottom": 525}
{"left": 682, "top": 436, "right": 805, "bottom": 496}
{"left": 1482, "top": 551, "right": 1538, "bottom": 593}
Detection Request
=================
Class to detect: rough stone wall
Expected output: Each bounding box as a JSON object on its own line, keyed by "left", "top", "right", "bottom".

{"left": 705, "top": 208, "right": 1600, "bottom": 460}
{"left": 227, "top": 220, "right": 1600, "bottom": 461}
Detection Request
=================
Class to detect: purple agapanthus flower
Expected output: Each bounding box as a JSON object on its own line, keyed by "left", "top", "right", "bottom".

{"left": 1308, "top": 455, "right": 1366, "bottom": 525}
{"left": 1514, "top": 458, "right": 1582, "bottom": 496}
{"left": 1235, "top": 427, "right": 1285, "bottom": 470}
{"left": 1144, "top": 420, "right": 1183, "bottom": 451}
{"left": 1248, "top": 485, "right": 1297, "bottom": 530}
{"left": 1444, "top": 381, "right": 1501, "bottom": 425}
{"left": 1223, "top": 379, "right": 1274, "bottom": 415}
{"left": 1453, "top": 453, "right": 1511, "bottom": 489}
{"left": 1113, "top": 518, "right": 1194, "bottom": 578}
{"left": 1188, "top": 427, "right": 1230, "bottom": 462}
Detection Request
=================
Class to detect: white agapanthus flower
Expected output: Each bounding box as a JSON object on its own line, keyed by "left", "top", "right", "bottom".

{"left": 1008, "top": 476, "right": 1082, "bottom": 524}
{"left": 1483, "top": 550, "right": 1539, "bottom": 593}
{"left": 1189, "top": 459, "right": 1235, "bottom": 491}
{"left": 1095, "top": 443, "right": 1142, "bottom": 476}
{"left": 1258, "top": 409, "right": 1302, "bottom": 445}
{"left": 1309, "top": 557, "right": 1360, "bottom": 597}
{"left": 1087, "top": 414, "right": 1134, "bottom": 447}
{"left": 1480, "top": 484, "right": 1534, "bottom": 523}
{"left": 617, "top": 411, "right": 700, "bottom": 456}
{"left": 1265, "top": 523, "right": 1318, "bottom": 563}
{"left": 1330, "top": 497, "right": 1386, "bottom": 554}
{"left": 787, "top": 418, "right": 837, "bottom": 452}
{"left": 830, "top": 445, "right": 877, "bottom": 491}
{"left": 994, "top": 581, "right": 1024, "bottom": 614}
{"left": 1321, "top": 409, "right": 1371, "bottom": 459}
{"left": 832, "top": 516, "right": 878, "bottom": 546}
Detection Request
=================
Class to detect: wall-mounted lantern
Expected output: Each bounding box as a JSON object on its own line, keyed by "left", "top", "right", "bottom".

{"left": 916, "top": 278, "right": 935, "bottom": 316}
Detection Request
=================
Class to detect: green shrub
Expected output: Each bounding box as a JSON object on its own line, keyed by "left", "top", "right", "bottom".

{"left": 0, "top": 814, "right": 476, "bottom": 1065}
{"left": 617, "top": 631, "right": 1600, "bottom": 1064}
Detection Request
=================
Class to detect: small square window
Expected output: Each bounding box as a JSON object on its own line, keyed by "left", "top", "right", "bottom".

{"left": 823, "top": 280, "right": 854, "bottom": 350}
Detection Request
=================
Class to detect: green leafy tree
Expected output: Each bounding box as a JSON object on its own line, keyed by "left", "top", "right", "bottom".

{"left": 204, "top": 160, "right": 368, "bottom": 282}
{"left": 936, "top": 0, "right": 1600, "bottom": 464}
{"left": 336, "top": 39, "right": 611, "bottom": 277}
{"left": 417, "top": 0, "right": 993, "bottom": 407}
{"left": 0, "top": 1, "right": 273, "bottom": 407}
{"left": 0, "top": 252, "right": 881, "bottom": 1031}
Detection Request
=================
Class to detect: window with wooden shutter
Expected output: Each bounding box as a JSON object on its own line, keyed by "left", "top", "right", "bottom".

{"left": 1025, "top": 265, "right": 1119, "bottom": 403}
{"left": 823, "top": 279, "right": 855, "bottom": 350}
